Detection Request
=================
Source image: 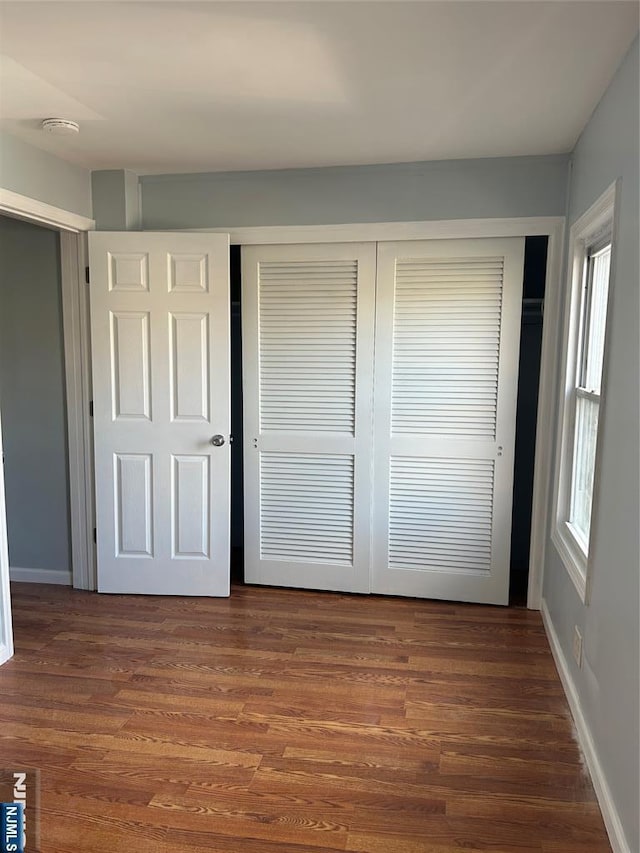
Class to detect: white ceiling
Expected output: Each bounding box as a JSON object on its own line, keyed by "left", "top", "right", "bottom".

{"left": 0, "top": 1, "right": 637, "bottom": 175}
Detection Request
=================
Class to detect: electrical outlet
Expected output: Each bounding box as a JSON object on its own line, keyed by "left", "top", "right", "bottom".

{"left": 572, "top": 626, "right": 583, "bottom": 668}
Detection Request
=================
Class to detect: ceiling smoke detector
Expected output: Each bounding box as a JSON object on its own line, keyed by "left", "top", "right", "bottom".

{"left": 41, "top": 118, "right": 80, "bottom": 136}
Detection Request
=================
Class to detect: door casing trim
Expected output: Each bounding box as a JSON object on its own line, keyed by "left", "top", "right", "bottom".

{"left": 0, "top": 187, "right": 94, "bottom": 233}
{"left": 0, "top": 189, "right": 96, "bottom": 590}
{"left": 60, "top": 231, "right": 96, "bottom": 590}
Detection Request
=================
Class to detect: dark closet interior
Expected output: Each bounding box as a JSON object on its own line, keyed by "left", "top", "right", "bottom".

{"left": 510, "top": 236, "right": 547, "bottom": 604}
{"left": 230, "top": 245, "right": 244, "bottom": 582}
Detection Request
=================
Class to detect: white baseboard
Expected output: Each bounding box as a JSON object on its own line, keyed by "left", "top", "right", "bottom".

{"left": 541, "top": 599, "right": 631, "bottom": 853}
{"left": 9, "top": 566, "right": 72, "bottom": 586}
{"left": 0, "top": 641, "right": 13, "bottom": 666}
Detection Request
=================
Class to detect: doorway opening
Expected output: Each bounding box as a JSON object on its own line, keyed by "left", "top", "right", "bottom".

{"left": 0, "top": 214, "right": 73, "bottom": 587}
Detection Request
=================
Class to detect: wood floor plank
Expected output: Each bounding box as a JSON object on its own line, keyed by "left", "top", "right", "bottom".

{"left": 147, "top": 791, "right": 351, "bottom": 848}
{"left": 0, "top": 582, "right": 612, "bottom": 852}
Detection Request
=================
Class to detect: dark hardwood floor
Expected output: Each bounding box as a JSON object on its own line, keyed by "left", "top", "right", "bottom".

{"left": 1, "top": 582, "right": 611, "bottom": 852}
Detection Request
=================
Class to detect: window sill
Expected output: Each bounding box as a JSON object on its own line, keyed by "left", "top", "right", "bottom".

{"left": 551, "top": 523, "right": 588, "bottom": 603}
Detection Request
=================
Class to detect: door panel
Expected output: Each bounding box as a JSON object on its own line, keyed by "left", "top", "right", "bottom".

{"left": 372, "top": 238, "right": 524, "bottom": 604}
{"left": 89, "top": 232, "right": 230, "bottom": 595}
{"left": 242, "top": 243, "right": 376, "bottom": 593}
{"left": 259, "top": 452, "right": 355, "bottom": 565}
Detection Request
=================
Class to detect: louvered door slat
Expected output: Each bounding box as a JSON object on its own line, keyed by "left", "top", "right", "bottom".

{"left": 389, "top": 457, "right": 495, "bottom": 574}
{"left": 392, "top": 256, "right": 503, "bottom": 439}
{"left": 259, "top": 258, "right": 356, "bottom": 434}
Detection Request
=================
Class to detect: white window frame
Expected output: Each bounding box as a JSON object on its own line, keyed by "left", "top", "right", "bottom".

{"left": 552, "top": 182, "right": 617, "bottom": 602}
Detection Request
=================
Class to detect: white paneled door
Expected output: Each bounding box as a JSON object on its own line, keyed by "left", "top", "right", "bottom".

{"left": 242, "top": 243, "right": 376, "bottom": 593}
{"left": 89, "top": 233, "right": 230, "bottom": 595}
{"left": 372, "top": 239, "right": 524, "bottom": 604}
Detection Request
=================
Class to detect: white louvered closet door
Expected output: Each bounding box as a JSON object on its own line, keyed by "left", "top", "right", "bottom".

{"left": 242, "top": 243, "right": 376, "bottom": 593}
{"left": 372, "top": 239, "right": 524, "bottom": 604}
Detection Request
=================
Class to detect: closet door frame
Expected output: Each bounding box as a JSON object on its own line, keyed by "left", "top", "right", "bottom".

{"left": 192, "top": 216, "right": 565, "bottom": 610}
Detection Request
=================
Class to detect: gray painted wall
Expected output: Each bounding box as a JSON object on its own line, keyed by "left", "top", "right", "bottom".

{"left": 0, "top": 130, "right": 92, "bottom": 219}
{"left": 0, "top": 215, "right": 71, "bottom": 575}
{"left": 139, "top": 154, "right": 569, "bottom": 229}
{"left": 543, "top": 37, "right": 639, "bottom": 851}
{"left": 91, "top": 169, "right": 140, "bottom": 230}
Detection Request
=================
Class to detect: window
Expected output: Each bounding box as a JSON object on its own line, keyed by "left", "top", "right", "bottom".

{"left": 552, "top": 184, "right": 616, "bottom": 601}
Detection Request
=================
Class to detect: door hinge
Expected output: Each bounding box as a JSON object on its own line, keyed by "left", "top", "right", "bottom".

{"left": 89, "top": 400, "right": 94, "bottom": 417}
{"left": 93, "top": 527, "right": 97, "bottom": 544}
{"left": 85, "top": 266, "right": 90, "bottom": 285}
